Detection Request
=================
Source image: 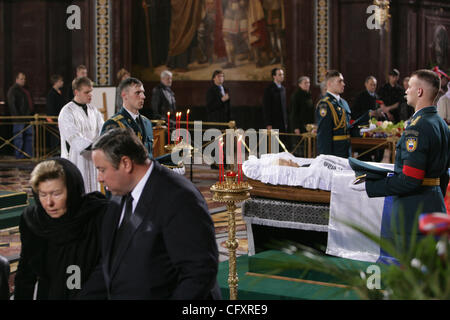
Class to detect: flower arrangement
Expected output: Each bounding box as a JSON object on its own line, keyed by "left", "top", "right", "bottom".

{"left": 361, "top": 118, "right": 405, "bottom": 138}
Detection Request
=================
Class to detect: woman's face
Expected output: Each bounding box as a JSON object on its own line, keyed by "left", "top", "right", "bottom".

{"left": 38, "top": 178, "right": 68, "bottom": 218}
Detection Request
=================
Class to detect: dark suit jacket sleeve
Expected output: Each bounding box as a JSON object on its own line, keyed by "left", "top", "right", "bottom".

{"left": 7, "top": 87, "right": 18, "bottom": 116}
{"left": 163, "top": 190, "right": 218, "bottom": 299}
{"left": 13, "top": 215, "right": 38, "bottom": 300}
{"left": 76, "top": 262, "right": 107, "bottom": 300}
{"left": 151, "top": 87, "right": 162, "bottom": 119}
{"left": 46, "top": 91, "right": 57, "bottom": 116}
{"left": 206, "top": 86, "right": 224, "bottom": 114}
{"left": 263, "top": 86, "right": 272, "bottom": 127}
{"left": 351, "top": 92, "right": 366, "bottom": 120}
{"left": 289, "top": 92, "right": 299, "bottom": 131}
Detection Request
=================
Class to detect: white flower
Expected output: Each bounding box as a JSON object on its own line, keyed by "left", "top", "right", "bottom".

{"left": 436, "top": 240, "right": 447, "bottom": 256}
{"left": 410, "top": 258, "right": 422, "bottom": 269}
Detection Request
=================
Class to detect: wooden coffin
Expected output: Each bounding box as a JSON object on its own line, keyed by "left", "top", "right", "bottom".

{"left": 247, "top": 178, "right": 330, "bottom": 204}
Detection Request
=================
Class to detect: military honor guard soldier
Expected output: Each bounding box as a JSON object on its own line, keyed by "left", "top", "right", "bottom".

{"left": 351, "top": 69, "right": 450, "bottom": 249}
{"left": 102, "top": 77, "right": 184, "bottom": 174}
{"left": 315, "top": 70, "right": 352, "bottom": 158}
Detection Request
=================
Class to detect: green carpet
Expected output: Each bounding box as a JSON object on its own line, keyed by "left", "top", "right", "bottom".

{"left": 218, "top": 250, "right": 382, "bottom": 300}
{"left": 0, "top": 192, "right": 30, "bottom": 229}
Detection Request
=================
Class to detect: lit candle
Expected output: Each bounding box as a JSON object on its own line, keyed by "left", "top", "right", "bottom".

{"left": 219, "top": 138, "right": 224, "bottom": 183}
{"left": 167, "top": 112, "right": 170, "bottom": 144}
{"left": 175, "top": 112, "right": 181, "bottom": 143}
{"left": 186, "top": 109, "right": 190, "bottom": 146}
{"left": 237, "top": 135, "right": 242, "bottom": 183}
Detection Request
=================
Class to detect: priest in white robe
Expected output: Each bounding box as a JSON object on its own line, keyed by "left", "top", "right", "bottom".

{"left": 58, "top": 77, "right": 104, "bottom": 193}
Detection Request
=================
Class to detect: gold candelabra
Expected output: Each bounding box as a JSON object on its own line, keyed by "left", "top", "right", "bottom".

{"left": 210, "top": 174, "right": 252, "bottom": 300}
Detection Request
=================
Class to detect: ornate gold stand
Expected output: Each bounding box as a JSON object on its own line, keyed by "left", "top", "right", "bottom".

{"left": 210, "top": 175, "right": 251, "bottom": 300}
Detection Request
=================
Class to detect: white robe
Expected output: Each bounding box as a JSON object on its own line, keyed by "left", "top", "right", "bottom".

{"left": 58, "top": 101, "right": 104, "bottom": 193}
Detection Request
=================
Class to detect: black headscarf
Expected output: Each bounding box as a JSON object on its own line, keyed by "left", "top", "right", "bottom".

{"left": 23, "top": 158, "right": 106, "bottom": 244}
{"left": 17, "top": 158, "right": 108, "bottom": 299}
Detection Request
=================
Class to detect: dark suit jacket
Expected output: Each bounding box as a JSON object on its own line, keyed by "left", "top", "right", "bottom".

{"left": 263, "top": 82, "right": 288, "bottom": 131}
{"left": 206, "top": 85, "right": 231, "bottom": 123}
{"left": 46, "top": 88, "right": 66, "bottom": 116}
{"left": 351, "top": 90, "right": 378, "bottom": 121}
{"left": 79, "top": 162, "right": 221, "bottom": 300}
{"left": 151, "top": 83, "right": 176, "bottom": 120}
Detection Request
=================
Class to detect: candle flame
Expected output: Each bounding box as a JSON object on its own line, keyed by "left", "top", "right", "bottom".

{"left": 187, "top": 109, "right": 190, "bottom": 114}
{"left": 167, "top": 112, "right": 170, "bottom": 116}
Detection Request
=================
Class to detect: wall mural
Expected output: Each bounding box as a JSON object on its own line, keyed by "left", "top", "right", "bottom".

{"left": 132, "top": 0, "right": 285, "bottom": 81}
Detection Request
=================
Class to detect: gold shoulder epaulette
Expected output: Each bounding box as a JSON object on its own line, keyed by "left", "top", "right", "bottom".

{"left": 410, "top": 116, "right": 421, "bottom": 127}
{"left": 112, "top": 114, "right": 124, "bottom": 121}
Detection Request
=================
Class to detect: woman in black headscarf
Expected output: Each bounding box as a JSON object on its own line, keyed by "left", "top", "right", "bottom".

{"left": 14, "top": 158, "right": 108, "bottom": 300}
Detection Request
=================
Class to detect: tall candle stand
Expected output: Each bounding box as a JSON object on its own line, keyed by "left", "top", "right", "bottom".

{"left": 210, "top": 173, "right": 251, "bottom": 300}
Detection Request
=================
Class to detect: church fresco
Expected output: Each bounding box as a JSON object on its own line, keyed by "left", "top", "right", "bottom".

{"left": 132, "top": 0, "right": 285, "bottom": 81}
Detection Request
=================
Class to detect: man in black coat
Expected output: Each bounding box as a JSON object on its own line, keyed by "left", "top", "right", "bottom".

{"left": 80, "top": 128, "right": 221, "bottom": 299}
{"left": 206, "top": 70, "right": 231, "bottom": 123}
{"left": 7, "top": 72, "right": 34, "bottom": 159}
{"left": 289, "top": 76, "right": 314, "bottom": 134}
{"left": 351, "top": 76, "right": 384, "bottom": 121}
{"left": 263, "top": 68, "right": 288, "bottom": 132}
{"left": 46, "top": 74, "right": 66, "bottom": 153}
{"left": 150, "top": 70, "right": 176, "bottom": 121}
{"left": 378, "top": 68, "right": 404, "bottom": 123}
{"left": 263, "top": 68, "right": 288, "bottom": 149}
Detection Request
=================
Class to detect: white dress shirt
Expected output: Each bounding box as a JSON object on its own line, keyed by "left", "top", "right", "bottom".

{"left": 118, "top": 161, "right": 154, "bottom": 227}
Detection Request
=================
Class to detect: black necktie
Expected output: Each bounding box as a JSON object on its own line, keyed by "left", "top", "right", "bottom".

{"left": 120, "top": 193, "right": 133, "bottom": 229}
{"left": 111, "top": 193, "right": 133, "bottom": 259}
{"left": 136, "top": 116, "right": 145, "bottom": 135}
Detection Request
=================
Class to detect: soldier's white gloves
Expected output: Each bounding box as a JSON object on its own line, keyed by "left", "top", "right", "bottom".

{"left": 349, "top": 181, "right": 366, "bottom": 192}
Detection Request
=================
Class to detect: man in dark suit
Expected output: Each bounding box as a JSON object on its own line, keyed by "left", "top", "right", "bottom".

{"left": 206, "top": 70, "right": 231, "bottom": 123}
{"left": 150, "top": 70, "right": 176, "bottom": 121}
{"left": 378, "top": 68, "right": 404, "bottom": 123}
{"left": 263, "top": 68, "right": 288, "bottom": 148}
{"left": 80, "top": 128, "right": 220, "bottom": 299}
{"left": 351, "top": 76, "right": 384, "bottom": 121}
{"left": 351, "top": 76, "right": 385, "bottom": 161}
{"left": 46, "top": 74, "right": 66, "bottom": 154}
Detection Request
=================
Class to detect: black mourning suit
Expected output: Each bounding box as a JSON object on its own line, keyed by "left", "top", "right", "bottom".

{"left": 79, "top": 161, "right": 221, "bottom": 300}
{"left": 206, "top": 84, "right": 231, "bottom": 123}
{"left": 263, "top": 82, "right": 288, "bottom": 132}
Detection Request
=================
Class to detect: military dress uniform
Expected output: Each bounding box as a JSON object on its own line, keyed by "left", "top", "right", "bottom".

{"left": 365, "top": 106, "right": 450, "bottom": 244}
{"left": 316, "top": 93, "right": 352, "bottom": 158}
{"left": 102, "top": 107, "right": 183, "bottom": 172}
{"left": 102, "top": 107, "right": 154, "bottom": 158}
